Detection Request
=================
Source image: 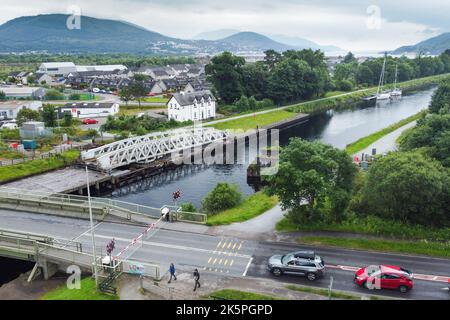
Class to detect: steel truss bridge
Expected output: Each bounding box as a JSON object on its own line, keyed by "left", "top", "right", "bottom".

{"left": 81, "top": 128, "right": 229, "bottom": 171}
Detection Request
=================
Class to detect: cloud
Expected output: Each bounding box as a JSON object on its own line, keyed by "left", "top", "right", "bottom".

{"left": 0, "top": 0, "right": 447, "bottom": 51}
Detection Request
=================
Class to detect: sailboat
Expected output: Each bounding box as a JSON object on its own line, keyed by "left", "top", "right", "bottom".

{"left": 376, "top": 53, "right": 391, "bottom": 101}
{"left": 390, "top": 64, "right": 402, "bottom": 97}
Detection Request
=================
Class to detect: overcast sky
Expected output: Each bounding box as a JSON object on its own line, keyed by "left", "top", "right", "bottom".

{"left": 1, "top": 0, "right": 448, "bottom": 51}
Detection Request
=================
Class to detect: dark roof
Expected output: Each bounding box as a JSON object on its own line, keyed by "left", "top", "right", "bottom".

{"left": 63, "top": 102, "right": 117, "bottom": 109}
{"left": 171, "top": 90, "right": 215, "bottom": 107}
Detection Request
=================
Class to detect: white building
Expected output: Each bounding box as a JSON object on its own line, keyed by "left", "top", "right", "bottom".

{"left": 167, "top": 90, "right": 216, "bottom": 122}
{"left": 38, "top": 62, "right": 77, "bottom": 76}
{"left": 0, "top": 101, "right": 42, "bottom": 120}
{"left": 75, "top": 65, "right": 127, "bottom": 73}
{"left": 61, "top": 102, "right": 120, "bottom": 119}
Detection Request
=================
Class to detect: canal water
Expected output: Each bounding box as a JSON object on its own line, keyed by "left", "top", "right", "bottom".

{"left": 111, "top": 87, "right": 436, "bottom": 209}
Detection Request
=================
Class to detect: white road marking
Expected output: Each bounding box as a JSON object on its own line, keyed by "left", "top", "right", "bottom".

{"left": 86, "top": 233, "right": 253, "bottom": 259}
{"left": 243, "top": 257, "right": 253, "bottom": 277}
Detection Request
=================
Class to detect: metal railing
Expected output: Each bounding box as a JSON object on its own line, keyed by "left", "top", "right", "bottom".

{"left": 0, "top": 187, "right": 208, "bottom": 224}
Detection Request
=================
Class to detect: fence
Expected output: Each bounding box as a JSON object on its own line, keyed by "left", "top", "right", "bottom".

{"left": 0, "top": 187, "right": 208, "bottom": 224}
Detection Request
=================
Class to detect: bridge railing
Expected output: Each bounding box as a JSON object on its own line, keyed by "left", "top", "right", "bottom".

{"left": 0, "top": 187, "right": 208, "bottom": 224}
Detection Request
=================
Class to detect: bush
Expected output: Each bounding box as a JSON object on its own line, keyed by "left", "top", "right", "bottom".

{"left": 202, "top": 183, "right": 242, "bottom": 215}
{"left": 181, "top": 202, "right": 197, "bottom": 213}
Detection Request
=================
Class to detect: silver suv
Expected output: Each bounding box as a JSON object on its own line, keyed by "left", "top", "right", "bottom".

{"left": 267, "top": 250, "right": 325, "bottom": 281}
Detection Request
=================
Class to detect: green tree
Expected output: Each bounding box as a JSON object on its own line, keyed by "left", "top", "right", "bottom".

{"left": 263, "top": 49, "right": 282, "bottom": 71}
{"left": 361, "top": 151, "right": 450, "bottom": 227}
{"left": 16, "top": 107, "right": 41, "bottom": 126}
{"left": 0, "top": 90, "right": 6, "bottom": 100}
{"left": 242, "top": 62, "right": 269, "bottom": 100}
{"left": 343, "top": 52, "right": 357, "bottom": 64}
{"left": 429, "top": 79, "right": 450, "bottom": 114}
{"left": 41, "top": 105, "right": 57, "bottom": 127}
{"left": 205, "top": 52, "right": 246, "bottom": 104}
{"left": 119, "top": 87, "right": 133, "bottom": 106}
{"left": 44, "top": 89, "right": 64, "bottom": 101}
{"left": 129, "top": 81, "right": 147, "bottom": 108}
{"left": 202, "top": 183, "right": 242, "bottom": 215}
{"left": 63, "top": 111, "right": 73, "bottom": 127}
{"left": 267, "top": 138, "right": 356, "bottom": 223}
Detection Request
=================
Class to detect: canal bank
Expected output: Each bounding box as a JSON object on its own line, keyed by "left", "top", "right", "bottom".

{"left": 111, "top": 87, "right": 437, "bottom": 209}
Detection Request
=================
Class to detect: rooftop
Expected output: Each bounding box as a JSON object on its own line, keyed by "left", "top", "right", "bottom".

{"left": 171, "top": 90, "right": 215, "bottom": 106}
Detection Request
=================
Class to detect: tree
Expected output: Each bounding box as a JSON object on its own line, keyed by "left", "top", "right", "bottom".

{"left": 16, "top": 107, "right": 41, "bottom": 126}
{"left": 63, "top": 111, "right": 73, "bottom": 127}
{"left": 44, "top": 89, "right": 64, "bottom": 101}
{"left": 26, "top": 74, "right": 36, "bottom": 85}
{"left": 0, "top": 91, "right": 6, "bottom": 100}
{"left": 263, "top": 49, "right": 282, "bottom": 71}
{"left": 361, "top": 151, "right": 450, "bottom": 227}
{"left": 267, "top": 138, "right": 356, "bottom": 223}
{"left": 205, "top": 52, "right": 246, "bottom": 104}
{"left": 129, "top": 81, "right": 147, "bottom": 108}
{"left": 181, "top": 202, "right": 197, "bottom": 213}
{"left": 399, "top": 113, "right": 450, "bottom": 167}
{"left": 119, "top": 87, "right": 132, "bottom": 106}
{"left": 41, "top": 105, "right": 57, "bottom": 127}
{"left": 429, "top": 79, "right": 450, "bottom": 114}
{"left": 202, "top": 183, "right": 242, "bottom": 215}
{"left": 242, "top": 62, "right": 269, "bottom": 100}
{"left": 343, "top": 52, "right": 357, "bottom": 64}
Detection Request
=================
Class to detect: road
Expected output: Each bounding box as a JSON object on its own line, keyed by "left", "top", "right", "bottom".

{"left": 0, "top": 209, "right": 449, "bottom": 300}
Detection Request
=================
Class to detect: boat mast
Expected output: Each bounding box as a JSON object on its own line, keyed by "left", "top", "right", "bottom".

{"left": 394, "top": 64, "right": 398, "bottom": 90}
{"left": 377, "top": 54, "right": 387, "bottom": 95}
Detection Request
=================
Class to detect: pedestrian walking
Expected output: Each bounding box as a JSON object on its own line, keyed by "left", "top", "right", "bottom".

{"left": 168, "top": 263, "right": 177, "bottom": 283}
{"left": 193, "top": 268, "right": 201, "bottom": 291}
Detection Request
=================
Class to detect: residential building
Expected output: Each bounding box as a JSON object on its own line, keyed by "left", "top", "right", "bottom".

{"left": 61, "top": 102, "right": 120, "bottom": 119}
{"left": 167, "top": 90, "right": 216, "bottom": 122}
{"left": 0, "top": 101, "right": 42, "bottom": 119}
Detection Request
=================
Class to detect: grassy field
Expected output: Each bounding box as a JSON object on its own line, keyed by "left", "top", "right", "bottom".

{"left": 140, "top": 96, "right": 169, "bottom": 103}
{"left": 345, "top": 111, "right": 425, "bottom": 155}
{"left": 208, "top": 289, "right": 279, "bottom": 300}
{"left": 206, "top": 192, "right": 278, "bottom": 226}
{"left": 210, "top": 110, "right": 296, "bottom": 131}
{"left": 41, "top": 277, "right": 118, "bottom": 300}
{"left": 298, "top": 236, "right": 450, "bottom": 258}
{"left": 0, "top": 149, "right": 80, "bottom": 183}
{"left": 118, "top": 105, "right": 165, "bottom": 116}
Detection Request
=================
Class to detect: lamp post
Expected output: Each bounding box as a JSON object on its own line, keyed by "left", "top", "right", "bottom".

{"left": 85, "top": 165, "right": 99, "bottom": 288}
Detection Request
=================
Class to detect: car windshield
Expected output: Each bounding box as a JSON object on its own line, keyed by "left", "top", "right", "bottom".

{"left": 281, "top": 254, "right": 293, "bottom": 265}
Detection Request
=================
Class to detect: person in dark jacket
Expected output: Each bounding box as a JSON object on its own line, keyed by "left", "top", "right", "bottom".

{"left": 193, "top": 268, "right": 201, "bottom": 291}
{"left": 168, "top": 263, "right": 177, "bottom": 283}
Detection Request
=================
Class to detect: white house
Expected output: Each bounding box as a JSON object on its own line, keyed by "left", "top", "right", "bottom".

{"left": 167, "top": 90, "right": 216, "bottom": 122}
{"left": 61, "top": 102, "right": 120, "bottom": 119}
{"left": 0, "top": 101, "right": 42, "bottom": 120}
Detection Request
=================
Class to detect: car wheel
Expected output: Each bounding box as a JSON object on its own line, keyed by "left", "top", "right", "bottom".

{"left": 307, "top": 273, "right": 317, "bottom": 281}
{"left": 399, "top": 285, "right": 409, "bottom": 293}
{"left": 272, "top": 268, "right": 283, "bottom": 276}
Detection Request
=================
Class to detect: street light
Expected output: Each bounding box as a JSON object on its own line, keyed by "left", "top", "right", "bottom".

{"left": 85, "top": 165, "right": 99, "bottom": 288}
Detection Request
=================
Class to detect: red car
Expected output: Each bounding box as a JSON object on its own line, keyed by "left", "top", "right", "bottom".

{"left": 82, "top": 118, "right": 99, "bottom": 125}
{"left": 354, "top": 265, "right": 414, "bottom": 293}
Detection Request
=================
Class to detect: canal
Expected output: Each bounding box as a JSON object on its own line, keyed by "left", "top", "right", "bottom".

{"left": 111, "top": 87, "right": 436, "bottom": 209}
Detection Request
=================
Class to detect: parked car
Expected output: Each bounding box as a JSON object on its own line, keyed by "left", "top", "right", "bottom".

{"left": 82, "top": 118, "right": 99, "bottom": 125}
{"left": 354, "top": 265, "right": 414, "bottom": 293}
{"left": 267, "top": 250, "right": 325, "bottom": 281}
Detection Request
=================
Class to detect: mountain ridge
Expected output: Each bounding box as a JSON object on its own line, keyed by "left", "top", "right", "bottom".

{"left": 391, "top": 32, "right": 450, "bottom": 55}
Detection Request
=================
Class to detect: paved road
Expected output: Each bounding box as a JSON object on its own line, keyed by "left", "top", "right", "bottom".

{"left": 1, "top": 209, "right": 449, "bottom": 299}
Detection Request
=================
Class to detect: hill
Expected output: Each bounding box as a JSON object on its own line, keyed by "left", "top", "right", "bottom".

{"left": 218, "top": 32, "right": 293, "bottom": 52}
{"left": 392, "top": 33, "right": 450, "bottom": 55}
{"left": 0, "top": 14, "right": 173, "bottom": 54}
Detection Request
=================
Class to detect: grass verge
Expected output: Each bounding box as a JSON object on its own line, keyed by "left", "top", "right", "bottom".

{"left": 0, "top": 149, "right": 80, "bottom": 183}
{"left": 345, "top": 111, "right": 425, "bottom": 155}
{"left": 298, "top": 236, "right": 450, "bottom": 258}
{"left": 206, "top": 192, "right": 278, "bottom": 226}
{"left": 286, "top": 285, "right": 383, "bottom": 300}
{"left": 208, "top": 289, "right": 279, "bottom": 300}
{"left": 275, "top": 215, "right": 450, "bottom": 242}
{"left": 41, "top": 277, "right": 118, "bottom": 300}
{"left": 210, "top": 110, "right": 296, "bottom": 131}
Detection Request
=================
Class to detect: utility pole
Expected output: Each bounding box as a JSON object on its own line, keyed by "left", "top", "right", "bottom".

{"left": 328, "top": 276, "right": 334, "bottom": 300}
{"left": 86, "top": 165, "right": 99, "bottom": 288}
